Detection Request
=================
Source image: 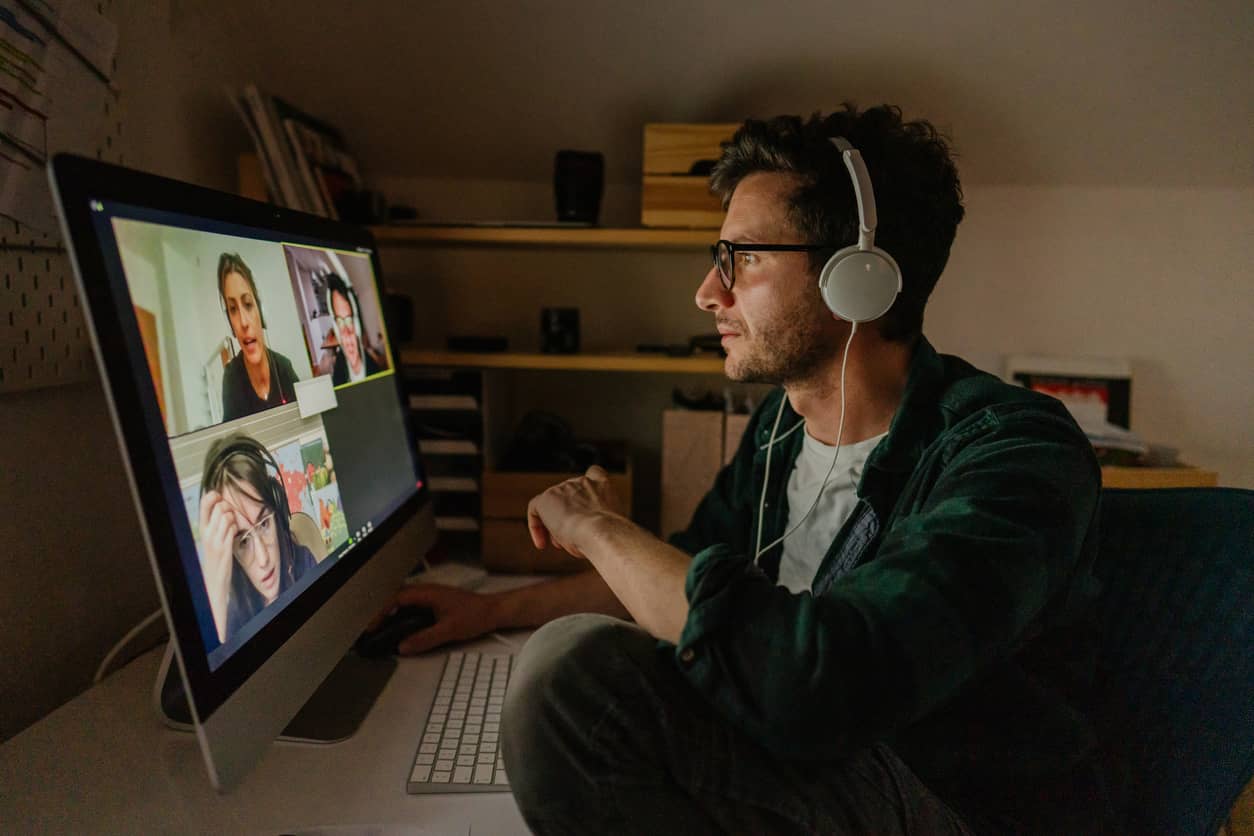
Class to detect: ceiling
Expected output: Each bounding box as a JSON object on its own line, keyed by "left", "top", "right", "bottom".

{"left": 164, "top": 0, "right": 1253, "bottom": 188}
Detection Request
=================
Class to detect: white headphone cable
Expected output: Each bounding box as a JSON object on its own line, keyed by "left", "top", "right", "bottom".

{"left": 754, "top": 321, "right": 858, "bottom": 562}
{"left": 94, "top": 607, "right": 165, "bottom": 684}
{"left": 752, "top": 388, "right": 789, "bottom": 562}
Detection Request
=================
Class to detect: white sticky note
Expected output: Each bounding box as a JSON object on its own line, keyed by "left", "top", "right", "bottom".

{"left": 295, "top": 375, "right": 337, "bottom": 418}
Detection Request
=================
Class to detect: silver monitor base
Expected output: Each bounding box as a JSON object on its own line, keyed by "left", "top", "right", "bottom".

{"left": 156, "top": 643, "right": 397, "bottom": 743}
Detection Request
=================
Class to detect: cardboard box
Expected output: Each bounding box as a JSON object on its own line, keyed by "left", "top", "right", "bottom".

{"left": 481, "top": 518, "right": 586, "bottom": 574}
{"left": 482, "top": 466, "right": 633, "bottom": 518}
{"left": 641, "top": 123, "right": 737, "bottom": 228}
{"left": 660, "top": 409, "right": 726, "bottom": 539}
{"left": 480, "top": 461, "right": 633, "bottom": 574}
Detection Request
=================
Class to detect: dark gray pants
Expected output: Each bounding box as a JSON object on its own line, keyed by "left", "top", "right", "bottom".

{"left": 501, "top": 613, "right": 973, "bottom": 835}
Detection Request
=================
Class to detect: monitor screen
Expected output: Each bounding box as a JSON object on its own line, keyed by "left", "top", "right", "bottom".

{"left": 52, "top": 156, "right": 432, "bottom": 741}
{"left": 91, "top": 200, "right": 423, "bottom": 669}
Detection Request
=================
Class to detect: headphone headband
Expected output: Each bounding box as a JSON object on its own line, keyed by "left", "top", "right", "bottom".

{"left": 830, "top": 137, "right": 877, "bottom": 251}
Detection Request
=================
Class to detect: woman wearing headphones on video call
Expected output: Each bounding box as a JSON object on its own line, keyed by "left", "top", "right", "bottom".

{"left": 198, "top": 434, "right": 317, "bottom": 644}
{"left": 218, "top": 253, "right": 301, "bottom": 421}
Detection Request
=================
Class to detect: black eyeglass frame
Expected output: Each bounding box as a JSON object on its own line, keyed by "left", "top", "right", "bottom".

{"left": 709, "top": 239, "right": 838, "bottom": 291}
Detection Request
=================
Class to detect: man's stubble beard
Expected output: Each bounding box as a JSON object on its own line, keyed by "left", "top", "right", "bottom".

{"left": 725, "top": 301, "right": 833, "bottom": 386}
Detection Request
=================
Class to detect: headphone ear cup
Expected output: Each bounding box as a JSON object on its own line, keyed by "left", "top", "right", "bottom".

{"left": 270, "top": 474, "right": 287, "bottom": 520}
{"left": 818, "top": 246, "right": 902, "bottom": 323}
{"left": 259, "top": 447, "right": 283, "bottom": 510}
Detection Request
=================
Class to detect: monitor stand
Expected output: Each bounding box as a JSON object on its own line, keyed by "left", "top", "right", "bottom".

{"left": 156, "top": 643, "right": 397, "bottom": 743}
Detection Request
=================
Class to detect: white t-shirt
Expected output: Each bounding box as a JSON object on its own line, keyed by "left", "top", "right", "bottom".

{"left": 776, "top": 429, "right": 886, "bottom": 593}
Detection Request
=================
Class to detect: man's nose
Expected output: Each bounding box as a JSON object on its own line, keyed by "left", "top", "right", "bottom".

{"left": 695, "top": 265, "right": 731, "bottom": 312}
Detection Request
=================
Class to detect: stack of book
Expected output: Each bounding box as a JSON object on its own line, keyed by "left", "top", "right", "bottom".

{"left": 228, "top": 84, "right": 362, "bottom": 218}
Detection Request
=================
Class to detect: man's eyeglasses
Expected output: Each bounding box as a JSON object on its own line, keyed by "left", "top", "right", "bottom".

{"left": 232, "top": 512, "right": 277, "bottom": 566}
{"left": 709, "top": 239, "right": 836, "bottom": 291}
{"left": 334, "top": 315, "right": 356, "bottom": 332}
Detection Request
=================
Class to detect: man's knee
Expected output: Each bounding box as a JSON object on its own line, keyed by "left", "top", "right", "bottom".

{"left": 504, "top": 614, "right": 637, "bottom": 731}
{"left": 499, "top": 614, "right": 647, "bottom": 777}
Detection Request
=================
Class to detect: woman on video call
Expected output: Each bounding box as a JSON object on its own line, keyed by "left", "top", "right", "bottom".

{"left": 218, "top": 253, "right": 301, "bottom": 421}
{"left": 198, "top": 434, "right": 317, "bottom": 644}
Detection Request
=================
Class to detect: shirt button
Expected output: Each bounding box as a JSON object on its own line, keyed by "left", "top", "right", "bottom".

{"left": 679, "top": 647, "right": 696, "bottom": 665}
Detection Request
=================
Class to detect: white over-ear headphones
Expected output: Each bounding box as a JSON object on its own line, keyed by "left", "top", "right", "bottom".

{"left": 817, "top": 137, "right": 902, "bottom": 323}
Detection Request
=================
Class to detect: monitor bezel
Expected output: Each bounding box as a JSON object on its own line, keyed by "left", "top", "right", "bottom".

{"left": 50, "top": 153, "right": 429, "bottom": 721}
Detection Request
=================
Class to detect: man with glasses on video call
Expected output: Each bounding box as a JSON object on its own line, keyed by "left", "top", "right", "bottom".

{"left": 381, "top": 103, "right": 1116, "bottom": 834}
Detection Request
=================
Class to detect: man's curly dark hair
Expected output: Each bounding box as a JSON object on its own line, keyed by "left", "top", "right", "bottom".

{"left": 710, "top": 104, "right": 964, "bottom": 342}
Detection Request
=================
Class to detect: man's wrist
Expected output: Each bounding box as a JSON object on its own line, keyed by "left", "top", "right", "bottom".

{"left": 580, "top": 510, "right": 632, "bottom": 552}
{"left": 577, "top": 512, "right": 647, "bottom": 573}
{"left": 484, "top": 590, "right": 513, "bottom": 631}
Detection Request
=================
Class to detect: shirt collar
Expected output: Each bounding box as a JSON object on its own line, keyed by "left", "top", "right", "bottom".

{"left": 754, "top": 334, "right": 944, "bottom": 474}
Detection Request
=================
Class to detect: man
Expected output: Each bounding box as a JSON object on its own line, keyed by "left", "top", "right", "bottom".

{"left": 386, "top": 105, "right": 1114, "bottom": 833}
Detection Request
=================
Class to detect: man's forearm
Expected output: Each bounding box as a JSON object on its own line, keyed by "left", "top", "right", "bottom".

{"left": 487, "top": 568, "right": 630, "bottom": 631}
{"left": 581, "top": 514, "right": 690, "bottom": 644}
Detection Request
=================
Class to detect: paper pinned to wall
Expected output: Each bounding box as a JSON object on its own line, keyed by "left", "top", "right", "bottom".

{"left": 21, "top": 0, "right": 118, "bottom": 82}
{"left": 0, "top": 0, "right": 117, "bottom": 233}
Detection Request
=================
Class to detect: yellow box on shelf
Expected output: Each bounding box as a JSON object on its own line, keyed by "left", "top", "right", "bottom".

{"left": 642, "top": 123, "right": 738, "bottom": 228}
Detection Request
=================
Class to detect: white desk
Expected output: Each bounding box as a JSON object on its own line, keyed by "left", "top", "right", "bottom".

{"left": 0, "top": 633, "right": 532, "bottom": 834}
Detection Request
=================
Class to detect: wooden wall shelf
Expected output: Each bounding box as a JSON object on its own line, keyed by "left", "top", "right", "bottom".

{"left": 400, "top": 349, "right": 725, "bottom": 374}
{"left": 1100, "top": 466, "right": 1219, "bottom": 489}
{"left": 370, "top": 225, "right": 711, "bottom": 249}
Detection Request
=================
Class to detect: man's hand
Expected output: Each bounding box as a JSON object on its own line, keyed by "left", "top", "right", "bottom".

{"left": 368, "top": 583, "right": 502, "bottom": 655}
{"left": 527, "top": 465, "right": 623, "bottom": 557}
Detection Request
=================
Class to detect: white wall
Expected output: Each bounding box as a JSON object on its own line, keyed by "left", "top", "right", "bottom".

{"left": 931, "top": 184, "right": 1253, "bottom": 487}
{"left": 116, "top": 238, "right": 179, "bottom": 423}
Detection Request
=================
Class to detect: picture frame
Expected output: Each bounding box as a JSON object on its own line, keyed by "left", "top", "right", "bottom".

{"left": 1004, "top": 354, "right": 1132, "bottom": 430}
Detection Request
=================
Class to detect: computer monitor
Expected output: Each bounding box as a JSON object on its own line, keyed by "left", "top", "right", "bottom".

{"left": 49, "top": 154, "right": 435, "bottom": 791}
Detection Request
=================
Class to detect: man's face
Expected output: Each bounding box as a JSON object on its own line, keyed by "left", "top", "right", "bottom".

{"left": 331, "top": 290, "right": 361, "bottom": 373}
{"left": 695, "top": 172, "right": 837, "bottom": 384}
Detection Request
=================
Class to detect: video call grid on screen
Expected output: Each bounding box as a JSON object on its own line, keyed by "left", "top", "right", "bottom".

{"left": 89, "top": 200, "right": 420, "bottom": 669}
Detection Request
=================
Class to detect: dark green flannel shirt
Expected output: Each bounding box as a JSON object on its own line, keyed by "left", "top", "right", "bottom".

{"left": 668, "top": 336, "right": 1109, "bottom": 830}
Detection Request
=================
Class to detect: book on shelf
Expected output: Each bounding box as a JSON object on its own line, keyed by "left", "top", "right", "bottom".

{"left": 228, "top": 84, "right": 363, "bottom": 217}
{"left": 408, "top": 394, "right": 480, "bottom": 411}
{"left": 434, "top": 515, "right": 480, "bottom": 532}
{"left": 418, "top": 439, "right": 479, "bottom": 456}
{"left": 225, "top": 87, "right": 281, "bottom": 205}
{"left": 427, "top": 476, "right": 480, "bottom": 493}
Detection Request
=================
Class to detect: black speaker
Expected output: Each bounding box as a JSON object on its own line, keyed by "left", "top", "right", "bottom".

{"left": 540, "top": 307, "right": 580, "bottom": 354}
{"left": 383, "top": 293, "right": 413, "bottom": 344}
{"left": 554, "top": 150, "right": 604, "bottom": 224}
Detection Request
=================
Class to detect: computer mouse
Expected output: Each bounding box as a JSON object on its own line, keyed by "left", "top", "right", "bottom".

{"left": 354, "top": 605, "right": 437, "bottom": 658}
